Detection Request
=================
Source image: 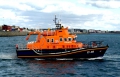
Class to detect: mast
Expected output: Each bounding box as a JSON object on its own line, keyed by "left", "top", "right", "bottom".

{"left": 54, "top": 15, "right": 57, "bottom": 25}
{"left": 53, "top": 15, "right": 62, "bottom": 29}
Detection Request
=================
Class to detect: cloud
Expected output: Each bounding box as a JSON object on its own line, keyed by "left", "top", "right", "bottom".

{"left": 39, "top": 0, "right": 112, "bottom": 16}
{"left": 78, "top": 0, "right": 120, "bottom": 9}
{"left": 0, "top": 8, "right": 31, "bottom": 26}
{"left": 0, "top": 0, "right": 120, "bottom": 31}
{"left": 0, "top": 0, "right": 35, "bottom": 11}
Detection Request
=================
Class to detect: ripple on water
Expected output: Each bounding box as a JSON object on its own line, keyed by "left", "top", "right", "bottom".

{"left": 0, "top": 34, "right": 120, "bottom": 77}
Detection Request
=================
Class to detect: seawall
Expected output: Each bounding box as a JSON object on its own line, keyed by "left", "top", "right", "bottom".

{"left": 69, "top": 32, "right": 89, "bottom": 35}
{"left": 0, "top": 31, "right": 27, "bottom": 37}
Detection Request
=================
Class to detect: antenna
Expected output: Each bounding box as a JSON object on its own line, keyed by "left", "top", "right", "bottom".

{"left": 53, "top": 15, "right": 57, "bottom": 25}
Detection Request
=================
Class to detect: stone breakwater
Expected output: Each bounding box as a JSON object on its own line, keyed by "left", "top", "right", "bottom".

{"left": 0, "top": 31, "right": 27, "bottom": 37}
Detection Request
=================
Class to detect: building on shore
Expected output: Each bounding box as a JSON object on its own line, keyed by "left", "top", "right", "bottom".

{"left": 0, "top": 25, "right": 2, "bottom": 31}
{"left": 0, "top": 24, "right": 28, "bottom": 36}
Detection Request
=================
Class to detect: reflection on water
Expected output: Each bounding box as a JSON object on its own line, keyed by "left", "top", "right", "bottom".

{"left": 27, "top": 60, "right": 77, "bottom": 76}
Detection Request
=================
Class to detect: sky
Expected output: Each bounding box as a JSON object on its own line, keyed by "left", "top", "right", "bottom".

{"left": 0, "top": 0, "right": 120, "bottom": 31}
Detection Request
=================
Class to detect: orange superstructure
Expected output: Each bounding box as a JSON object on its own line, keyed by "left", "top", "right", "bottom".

{"left": 26, "top": 24, "right": 83, "bottom": 50}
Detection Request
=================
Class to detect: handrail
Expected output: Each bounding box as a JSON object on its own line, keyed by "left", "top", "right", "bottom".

{"left": 17, "top": 43, "right": 27, "bottom": 49}
{"left": 26, "top": 31, "right": 41, "bottom": 42}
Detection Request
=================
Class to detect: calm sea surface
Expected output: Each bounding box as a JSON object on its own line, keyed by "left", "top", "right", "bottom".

{"left": 0, "top": 33, "right": 120, "bottom": 77}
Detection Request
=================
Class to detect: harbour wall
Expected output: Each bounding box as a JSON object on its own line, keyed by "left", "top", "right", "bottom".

{"left": 0, "top": 31, "right": 27, "bottom": 37}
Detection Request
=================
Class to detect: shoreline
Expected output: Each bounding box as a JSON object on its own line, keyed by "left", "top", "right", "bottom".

{"left": 0, "top": 31, "right": 27, "bottom": 37}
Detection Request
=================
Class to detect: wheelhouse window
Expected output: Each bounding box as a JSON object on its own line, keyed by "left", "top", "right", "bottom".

{"left": 73, "top": 37, "right": 76, "bottom": 41}
{"left": 47, "top": 39, "right": 50, "bottom": 42}
{"left": 64, "top": 38, "right": 67, "bottom": 41}
{"left": 51, "top": 38, "right": 54, "bottom": 42}
{"left": 68, "top": 37, "right": 72, "bottom": 41}
{"left": 60, "top": 38, "right": 62, "bottom": 41}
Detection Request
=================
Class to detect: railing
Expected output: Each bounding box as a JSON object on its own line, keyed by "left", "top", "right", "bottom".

{"left": 81, "top": 41, "right": 105, "bottom": 48}
{"left": 17, "top": 43, "right": 27, "bottom": 49}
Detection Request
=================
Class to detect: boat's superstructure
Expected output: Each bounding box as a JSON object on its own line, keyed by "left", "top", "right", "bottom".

{"left": 16, "top": 16, "right": 109, "bottom": 59}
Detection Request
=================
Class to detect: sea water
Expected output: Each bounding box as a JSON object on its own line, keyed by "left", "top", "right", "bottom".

{"left": 0, "top": 33, "right": 120, "bottom": 77}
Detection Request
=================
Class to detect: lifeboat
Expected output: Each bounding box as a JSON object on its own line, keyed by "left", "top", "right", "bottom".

{"left": 16, "top": 16, "right": 109, "bottom": 60}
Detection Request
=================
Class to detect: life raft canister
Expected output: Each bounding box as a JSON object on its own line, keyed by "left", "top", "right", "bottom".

{"left": 62, "top": 45, "right": 65, "bottom": 48}
{"left": 71, "top": 45, "right": 73, "bottom": 48}
{"left": 53, "top": 46, "right": 55, "bottom": 48}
